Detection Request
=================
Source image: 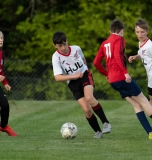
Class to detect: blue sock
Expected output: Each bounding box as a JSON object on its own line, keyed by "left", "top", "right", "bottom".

{"left": 136, "top": 111, "right": 152, "bottom": 134}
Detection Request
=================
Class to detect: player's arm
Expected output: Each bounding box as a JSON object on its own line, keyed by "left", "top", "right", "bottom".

{"left": 94, "top": 44, "right": 108, "bottom": 77}
{"left": 82, "top": 57, "right": 87, "bottom": 66}
{"left": 54, "top": 72, "right": 83, "bottom": 82}
{"left": 114, "top": 38, "right": 131, "bottom": 83}
{"left": 78, "top": 46, "right": 88, "bottom": 66}
{"left": 0, "top": 68, "right": 8, "bottom": 84}
{"left": 0, "top": 75, "right": 5, "bottom": 82}
{"left": 128, "top": 54, "right": 141, "bottom": 63}
{"left": 114, "top": 38, "right": 128, "bottom": 74}
{"left": 0, "top": 71, "right": 11, "bottom": 91}
{"left": 148, "top": 46, "right": 152, "bottom": 57}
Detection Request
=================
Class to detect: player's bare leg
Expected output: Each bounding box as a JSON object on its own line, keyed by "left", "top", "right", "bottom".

{"left": 125, "top": 97, "right": 142, "bottom": 113}
{"left": 126, "top": 96, "right": 152, "bottom": 139}
{"left": 83, "top": 85, "right": 111, "bottom": 134}
{"left": 149, "top": 95, "right": 152, "bottom": 106}
{"left": 132, "top": 92, "right": 152, "bottom": 116}
{"left": 78, "top": 97, "right": 103, "bottom": 138}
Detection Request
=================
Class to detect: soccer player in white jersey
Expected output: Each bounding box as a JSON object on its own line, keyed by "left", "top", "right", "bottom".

{"left": 52, "top": 31, "right": 111, "bottom": 138}
{"left": 128, "top": 19, "right": 152, "bottom": 105}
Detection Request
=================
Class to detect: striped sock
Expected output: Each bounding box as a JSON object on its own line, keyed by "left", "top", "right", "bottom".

{"left": 86, "top": 114, "right": 101, "bottom": 132}
{"left": 92, "top": 103, "right": 109, "bottom": 124}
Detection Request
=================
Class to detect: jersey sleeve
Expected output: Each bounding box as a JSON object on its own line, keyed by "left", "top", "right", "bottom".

{"left": 113, "top": 38, "right": 128, "bottom": 74}
{"left": 0, "top": 51, "right": 8, "bottom": 85}
{"left": 148, "top": 46, "right": 152, "bottom": 57}
{"left": 52, "top": 54, "right": 63, "bottom": 76}
{"left": 0, "top": 71, "right": 8, "bottom": 85}
{"left": 93, "top": 44, "right": 108, "bottom": 77}
{"left": 77, "top": 46, "right": 84, "bottom": 59}
{"left": 2, "top": 78, "right": 8, "bottom": 85}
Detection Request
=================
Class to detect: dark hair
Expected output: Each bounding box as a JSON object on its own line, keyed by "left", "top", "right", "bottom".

{"left": 135, "top": 19, "right": 149, "bottom": 31}
{"left": 52, "top": 31, "right": 67, "bottom": 44}
{"left": 110, "top": 19, "right": 124, "bottom": 33}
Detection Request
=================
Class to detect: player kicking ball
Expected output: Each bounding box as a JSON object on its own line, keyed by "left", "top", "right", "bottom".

{"left": 52, "top": 31, "right": 111, "bottom": 138}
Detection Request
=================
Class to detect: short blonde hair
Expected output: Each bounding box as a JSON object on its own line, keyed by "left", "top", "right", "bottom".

{"left": 135, "top": 19, "right": 149, "bottom": 31}
{"left": 0, "top": 31, "right": 4, "bottom": 39}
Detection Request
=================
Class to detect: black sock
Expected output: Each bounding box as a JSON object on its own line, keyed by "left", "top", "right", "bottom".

{"left": 92, "top": 103, "right": 109, "bottom": 124}
{"left": 136, "top": 111, "right": 152, "bottom": 134}
{"left": 86, "top": 114, "right": 101, "bottom": 132}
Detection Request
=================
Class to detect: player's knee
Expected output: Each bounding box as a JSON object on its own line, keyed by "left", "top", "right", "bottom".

{"left": 84, "top": 108, "right": 92, "bottom": 117}
{"left": 85, "top": 95, "right": 94, "bottom": 104}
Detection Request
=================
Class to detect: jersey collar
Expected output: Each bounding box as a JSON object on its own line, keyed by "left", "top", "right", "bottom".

{"left": 57, "top": 46, "right": 71, "bottom": 56}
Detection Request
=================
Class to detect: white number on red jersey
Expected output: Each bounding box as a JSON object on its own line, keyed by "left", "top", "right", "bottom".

{"left": 104, "top": 43, "right": 111, "bottom": 58}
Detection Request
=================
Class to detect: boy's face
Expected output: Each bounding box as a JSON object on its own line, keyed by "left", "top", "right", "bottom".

{"left": 0, "top": 33, "right": 4, "bottom": 48}
{"left": 135, "top": 26, "right": 148, "bottom": 42}
{"left": 54, "top": 41, "right": 69, "bottom": 54}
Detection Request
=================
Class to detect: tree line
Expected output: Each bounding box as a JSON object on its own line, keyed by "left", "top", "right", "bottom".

{"left": 0, "top": 0, "right": 151, "bottom": 99}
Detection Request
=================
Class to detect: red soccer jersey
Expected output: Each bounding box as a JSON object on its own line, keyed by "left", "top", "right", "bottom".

{"left": 0, "top": 50, "right": 8, "bottom": 85}
{"left": 94, "top": 34, "right": 128, "bottom": 83}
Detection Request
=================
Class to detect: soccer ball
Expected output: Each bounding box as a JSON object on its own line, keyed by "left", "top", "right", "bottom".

{"left": 60, "top": 122, "right": 77, "bottom": 139}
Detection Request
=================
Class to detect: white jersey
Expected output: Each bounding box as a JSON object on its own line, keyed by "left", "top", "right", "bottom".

{"left": 138, "top": 39, "right": 152, "bottom": 87}
{"left": 52, "top": 45, "right": 88, "bottom": 83}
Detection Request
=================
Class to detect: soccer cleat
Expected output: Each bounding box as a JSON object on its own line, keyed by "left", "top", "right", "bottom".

{"left": 102, "top": 122, "right": 111, "bottom": 134}
{"left": 149, "top": 132, "right": 152, "bottom": 139}
{"left": 93, "top": 131, "right": 103, "bottom": 138}
{"left": 0, "top": 125, "right": 17, "bottom": 136}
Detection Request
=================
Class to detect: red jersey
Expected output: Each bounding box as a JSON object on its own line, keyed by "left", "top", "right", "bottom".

{"left": 0, "top": 50, "right": 8, "bottom": 85}
{"left": 94, "top": 34, "right": 128, "bottom": 83}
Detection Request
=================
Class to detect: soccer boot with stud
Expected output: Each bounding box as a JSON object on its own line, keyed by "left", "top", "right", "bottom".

{"left": 0, "top": 125, "right": 17, "bottom": 137}
{"left": 102, "top": 122, "right": 111, "bottom": 134}
{"left": 93, "top": 131, "right": 103, "bottom": 138}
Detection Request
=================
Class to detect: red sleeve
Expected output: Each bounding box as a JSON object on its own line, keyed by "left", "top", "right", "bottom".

{"left": 0, "top": 50, "right": 8, "bottom": 85}
{"left": 114, "top": 38, "right": 128, "bottom": 75}
{"left": 0, "top": 71, "right": 8, "bottom": 85}
{"left": 93, "top": 44, "right": 108, "bottom": 77}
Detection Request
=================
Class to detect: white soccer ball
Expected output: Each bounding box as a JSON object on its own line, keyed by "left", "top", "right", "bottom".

{"left": 60, "top": 122, "right": 78, "bottom": 139}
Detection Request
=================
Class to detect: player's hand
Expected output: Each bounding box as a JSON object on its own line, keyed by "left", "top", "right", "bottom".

{"left": 4, "top": 84, "right": 11, "bottom": 91}
{"left": 74, "top": 72, "right": 83, "bottom": 79}
{"left": 0, "top": 75, "right": 5, "bottom": 82}
{"left": 124, "top": 73, "right": 131, "bottom": 83}
{"left": 106, "top": 76, "right": 109, "bottom": 82}
{"left": 128, "top": 56, "right": 135, "bottom": 63}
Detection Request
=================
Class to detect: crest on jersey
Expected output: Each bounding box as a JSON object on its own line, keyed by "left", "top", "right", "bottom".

{"left": 74, "top": 51, "right": 78, "bottom": 60}
{"left": 142, "top": 49, "right": 146, "bottom": 55}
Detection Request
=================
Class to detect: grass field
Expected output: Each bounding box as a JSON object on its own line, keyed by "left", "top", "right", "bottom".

{"left": 0, "top": 100, "right": 152, "bottom": 160}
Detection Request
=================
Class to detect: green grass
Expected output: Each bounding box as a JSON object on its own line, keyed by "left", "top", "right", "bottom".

{"left": 0, "top": 100, "right": 152, "bottom": 160}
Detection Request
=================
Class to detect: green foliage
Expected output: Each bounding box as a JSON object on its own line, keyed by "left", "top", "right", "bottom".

{"left": 3, "top": 0, "right": 151, "bottom": 61}
{"left": 1, "top": 0, "right": 152, "bottom": 59}
{"left": 1, "top": 0, "right": 152, "bottom": 100}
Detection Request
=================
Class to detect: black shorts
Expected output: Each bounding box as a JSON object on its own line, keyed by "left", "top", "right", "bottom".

{"left": 148, "top": 87, "right": 152, "bottom": 96}
{"left": 110, "top": 79, "right": 141, "bottom": 98}
{"left": 68, "top": 70, "right": 94, "bottom": 100}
